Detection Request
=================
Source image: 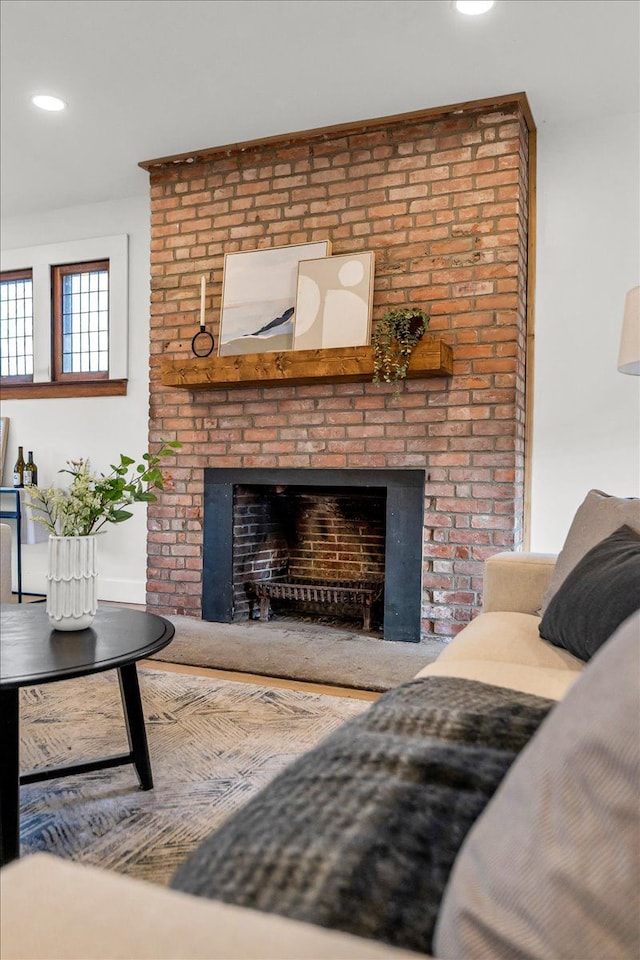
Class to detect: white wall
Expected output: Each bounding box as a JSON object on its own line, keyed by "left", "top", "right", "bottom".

{"left": 0, "top": 195, "right": 150, "bottom": 602}
{"left": 2, "top": 109, "right": 638, "bottom": 598}
{"left": 531, "top": 110, "right": 640, "bottom": 551}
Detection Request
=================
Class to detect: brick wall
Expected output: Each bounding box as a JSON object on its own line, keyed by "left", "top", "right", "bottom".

{"left": 233, "top": 487, "right": 386, "bottom": 622}
{"left": 286, "top": 492, "right": 386, "bottom": 582}
{"left": 232, "top": 487, "right": 289, "bottom": 618}
{"left": 146, "top": 99, "right": 531, "bottom": 639}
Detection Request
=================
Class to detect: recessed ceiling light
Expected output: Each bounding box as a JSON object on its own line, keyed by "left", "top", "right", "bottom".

{"left": 455, "top": 0, "right": 495, "bottom": 14}
{"left": 31, "top": 94, "right": 66, "bottom": 112}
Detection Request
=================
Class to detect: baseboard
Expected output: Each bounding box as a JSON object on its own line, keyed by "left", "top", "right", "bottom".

{"left": 97, "top": 578, "right": 146, "bottom": 605}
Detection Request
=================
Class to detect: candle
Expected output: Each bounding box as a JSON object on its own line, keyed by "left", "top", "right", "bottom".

{"left": 200, "top": 276, "right": 206, "bottom": 327}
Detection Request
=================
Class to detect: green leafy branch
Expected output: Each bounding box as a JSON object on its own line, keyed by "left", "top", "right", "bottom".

{"left": 28, "top": 440, "right": 182, "bottom": 537}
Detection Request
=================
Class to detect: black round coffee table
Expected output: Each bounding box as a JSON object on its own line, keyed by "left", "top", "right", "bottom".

{"left": 0, "top": 604, "right": 174, "bottom": 866}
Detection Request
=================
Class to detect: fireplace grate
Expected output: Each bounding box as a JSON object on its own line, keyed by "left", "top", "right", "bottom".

{"left": 248, "top": 577, "right": 384, "bottom": 631}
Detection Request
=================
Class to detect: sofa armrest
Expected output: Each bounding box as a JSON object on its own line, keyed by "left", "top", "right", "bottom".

{"left": 0, "top": 854, "right": 426, "bottom": 960}
{"left": 0, "top": 523, "right": 12, "bottom": 604}
{"left": 482, "top": 552, "right": 557, "bottom": 615}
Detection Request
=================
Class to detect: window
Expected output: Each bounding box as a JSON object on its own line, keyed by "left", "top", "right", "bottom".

{"left": 52, "top": 260, "right": 109, "bottom": 380}
{"left": 0, "top": 235, "right": 128, "bottom": 399}
{"left": 0, "top": 269, "right": 34, "bottom": 381}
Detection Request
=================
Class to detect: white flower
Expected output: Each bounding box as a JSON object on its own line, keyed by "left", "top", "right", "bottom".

{"left": 26, "top": 442, "right": 180, "bottom": 537}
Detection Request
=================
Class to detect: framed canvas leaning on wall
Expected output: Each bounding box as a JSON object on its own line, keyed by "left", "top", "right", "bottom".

{"left": 218, "top": 241, "right": 331, "bottom": 356}
{"left": 293, "top": 252, "right": 375, "bottom": 350}
{"left": 0, "top": 417, "right": 8, "bottom": 482}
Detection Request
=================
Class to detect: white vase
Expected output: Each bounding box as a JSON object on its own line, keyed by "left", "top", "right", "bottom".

{"left": 46, "top": 535, "right": 98, "bottom": 631}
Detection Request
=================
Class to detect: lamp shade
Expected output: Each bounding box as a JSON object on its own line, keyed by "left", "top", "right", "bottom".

{"left": 618, "top": 286, "right": 640, "bottom": 375}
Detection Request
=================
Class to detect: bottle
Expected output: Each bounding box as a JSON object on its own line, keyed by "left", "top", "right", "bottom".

{"left": 13, "top": 446, "right": 25, "bottom": 488}
{"left": 24, "top": 451, "right": 38, "bottom": 487}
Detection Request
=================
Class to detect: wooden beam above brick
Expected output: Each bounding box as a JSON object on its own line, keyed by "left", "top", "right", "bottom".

{"left": 160, "top": 339, "right": 453, "bottom": 390}
{"left": 139, "top": 93, "right": 535, "bottom": 172}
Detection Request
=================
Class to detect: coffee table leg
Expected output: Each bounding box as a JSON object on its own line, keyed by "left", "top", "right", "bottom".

{"left": 0, "top": 687, "right": 20, "bottom": 866}
{"left": 117, "top": 665, "right": 153, "bottom": 791}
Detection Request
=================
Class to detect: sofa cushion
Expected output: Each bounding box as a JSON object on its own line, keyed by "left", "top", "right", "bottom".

{"left": 415, "top": 611, "right": 584, "bottom": 700}
{"left": 434, "top": 612, "right": 640, "bottom": 960}
{"left": 539, "top": 524, "right": 640, "bottom": 660}
{"left": 539, "top": 489, "right": 640, "bottom": 617}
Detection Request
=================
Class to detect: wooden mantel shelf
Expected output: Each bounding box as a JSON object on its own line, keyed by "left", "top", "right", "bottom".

{"left": 160, "top": 338, "right": 453, "bottom": 390}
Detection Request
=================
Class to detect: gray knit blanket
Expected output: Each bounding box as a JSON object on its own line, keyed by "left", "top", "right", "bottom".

{"left": 172, "top": 676, "right": 554, "bottom": 955}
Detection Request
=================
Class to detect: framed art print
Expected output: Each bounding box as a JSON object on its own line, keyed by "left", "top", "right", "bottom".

{"left": 218, "top": 241, "right": 331, "bottom": 356}
{"left": 293, "top": 251, "right": 375, "bottom": 350}
{"left": 0, "top": 417, "right": 8, "bottom": 481}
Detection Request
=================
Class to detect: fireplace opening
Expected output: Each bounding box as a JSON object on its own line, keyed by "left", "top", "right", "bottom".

{"left": 203, "top": 468, "right": 425, "bottom": 642}
{"left": 234, "top": 485, "right": 387, "bottom": 631}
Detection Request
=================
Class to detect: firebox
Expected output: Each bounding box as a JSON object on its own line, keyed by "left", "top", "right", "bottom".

{"left": 202, "top": 468, "right": 425, "bottom": 642}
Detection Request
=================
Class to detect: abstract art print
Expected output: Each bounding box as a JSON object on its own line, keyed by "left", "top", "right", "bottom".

{"left": 293, "top": 252, "right": 375, "bottom": 350}
{"left": 218, "top": 241, "right": 331, "bottom": 356}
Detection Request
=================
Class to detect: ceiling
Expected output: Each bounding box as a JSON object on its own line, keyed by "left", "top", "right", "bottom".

{"left": 1, "top": 0, "right": 638, "bottom": 220}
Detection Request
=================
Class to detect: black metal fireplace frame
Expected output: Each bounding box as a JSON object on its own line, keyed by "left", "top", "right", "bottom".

{"left": 202, "top": 467, "right": 425, "bottom": 642}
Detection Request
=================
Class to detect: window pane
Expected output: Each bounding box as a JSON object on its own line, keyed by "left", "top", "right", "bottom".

{"left": 60, "top": 267, "right": 109, "bottom": 374}
{"left": 0, "top": 274, "right": 33, "bottom": 378}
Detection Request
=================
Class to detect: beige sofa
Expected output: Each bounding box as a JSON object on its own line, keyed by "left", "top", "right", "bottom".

{"left": 0, "top": 550, "right": 588, "bottom": 960}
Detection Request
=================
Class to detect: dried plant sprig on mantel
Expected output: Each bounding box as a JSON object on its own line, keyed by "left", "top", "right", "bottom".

{"left": 371, "top": 307, "right": 429, "bottom": 396}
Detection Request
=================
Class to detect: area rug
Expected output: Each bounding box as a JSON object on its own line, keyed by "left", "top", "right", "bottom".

{"left": 151, "top": 616, "right": 446, "bottom": 692}
{"left": 18, "top": 667, "right": 368, "bottom": 886}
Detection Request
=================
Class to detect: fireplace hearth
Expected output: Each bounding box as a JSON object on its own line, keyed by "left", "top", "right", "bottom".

{"left": 203, "top": 468, "right": 425, "bottom": 642}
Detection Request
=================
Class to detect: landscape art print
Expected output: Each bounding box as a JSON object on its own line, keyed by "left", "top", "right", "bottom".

{"left": 218, "top": 241, "right": 331, "bottom": 356}
{"left": 293, "top": 252, "right": 375, "bottom": 350}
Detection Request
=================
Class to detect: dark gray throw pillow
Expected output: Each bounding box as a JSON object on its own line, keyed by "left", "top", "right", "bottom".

{"left": 539, "top": 524, "right": 640, "bottom": 660}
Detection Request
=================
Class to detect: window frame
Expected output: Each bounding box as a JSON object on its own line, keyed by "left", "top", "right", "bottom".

{"left": 52, "top": 259, "right": 110, "bottom": 383}
{"left": 0, "top": 267, "right": 34, "bottom": 384}
{"left": 0, "top": 235, "right": 128, "bottom": 399}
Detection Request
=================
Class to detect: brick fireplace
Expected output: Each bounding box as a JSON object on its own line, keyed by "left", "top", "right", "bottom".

{"left": 143, "top": 93, "right": 533, "bottom": 640}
